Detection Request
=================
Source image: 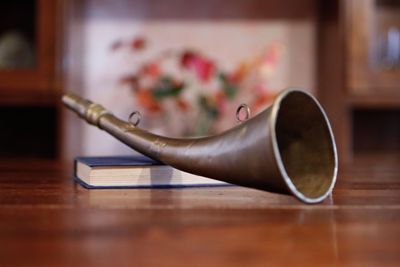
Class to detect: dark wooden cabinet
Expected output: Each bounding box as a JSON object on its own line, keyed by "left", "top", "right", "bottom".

{"left": 0, "top": 0, "right": 62, "bottom": 160}
{"left": 0, "top": 0, "right": 61, "bottom": 98}
{"left": 318, "top": 0, "right": 400, "bottom": 168}
{"left": 346, "top": 0, "right": 400, "bottom": 95}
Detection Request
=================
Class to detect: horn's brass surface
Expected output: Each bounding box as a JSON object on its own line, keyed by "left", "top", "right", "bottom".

{"left": 62, "top": 89, "right": 338, "bottom": 203}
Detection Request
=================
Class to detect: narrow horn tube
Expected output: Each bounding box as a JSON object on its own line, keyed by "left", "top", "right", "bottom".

{"left": 62, "top": 89, "right": 338, "bottom": 203}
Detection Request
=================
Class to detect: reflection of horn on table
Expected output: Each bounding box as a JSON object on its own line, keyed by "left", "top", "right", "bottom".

{"left": 63, "top": 89, "right": 338, "bottom": 204}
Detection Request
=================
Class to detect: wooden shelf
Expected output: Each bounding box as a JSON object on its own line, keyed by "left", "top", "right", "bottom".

{"left": 347, "top": 93, "right": 400, "bottom": 108}
{"left": 0, "top": 0, "right": 58, "bottom": 94}
{"left": 349, "top": 152, "right": 400, "bottom": 172}
{"left": 0, "top": 69, "right": 54, "bottom": 91}
{"left": 0, "top": 90, "right": 61, "bottom": 106}
{"left": 345, "top": 0, "right": 400, "bottom": 93}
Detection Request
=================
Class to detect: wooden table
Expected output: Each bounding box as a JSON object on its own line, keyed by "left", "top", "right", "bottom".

{"left": 0, "top": 161, "right": 399, "bottom": 267}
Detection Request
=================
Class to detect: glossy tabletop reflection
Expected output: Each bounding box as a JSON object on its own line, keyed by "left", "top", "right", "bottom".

{"left": 0, "top": 161, "right": 399, "bottom": 267}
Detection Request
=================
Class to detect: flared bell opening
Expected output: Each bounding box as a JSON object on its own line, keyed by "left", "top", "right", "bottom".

{"left": 271, "top": 89, "right": 338, "bottom": 203}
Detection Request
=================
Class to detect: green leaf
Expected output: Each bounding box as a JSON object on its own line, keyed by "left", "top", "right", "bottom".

{"left": 152, "top": 76, "right": 185, "bottom": 100}
{"left": 198, "top": 95, "right": 219, "bottom": 119}
{"left": 218, "top": 72, "right": 237, "bottom": 100}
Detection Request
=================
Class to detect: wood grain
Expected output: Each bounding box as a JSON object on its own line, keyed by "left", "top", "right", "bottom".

{"left": 0, "top": 161, "right": 398, "bottom": 267}
{"left": 85, "top": 0, "right": 316, "bottom": 20}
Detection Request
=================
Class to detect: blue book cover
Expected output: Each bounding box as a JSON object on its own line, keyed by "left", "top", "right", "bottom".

{"left": 74, "top": 155, "right": 229, "bottom": 189}
{"left": 75, "top": 155, "right": 162, "bottom": 168}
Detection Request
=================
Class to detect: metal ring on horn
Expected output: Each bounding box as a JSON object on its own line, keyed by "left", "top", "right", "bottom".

{"left": 236, "top": 104, "right": 251, "bottom": 122}
{"left": 129, "top": 111, "right": 142, "bottom": 126}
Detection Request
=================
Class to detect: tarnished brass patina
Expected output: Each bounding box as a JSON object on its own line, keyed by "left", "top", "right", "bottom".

{"left": 63, "top": 89, "right": 338, "bottom": 203}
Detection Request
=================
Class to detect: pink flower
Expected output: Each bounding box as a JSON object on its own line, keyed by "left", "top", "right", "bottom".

{"left": 181, "top": 51, "right": 215, "bottom": 82}
{"left": 181, "top": 51, "right": 196, "bottom": 68}
{"left": 262, "top": 43, "right": 281, "bottom": 65}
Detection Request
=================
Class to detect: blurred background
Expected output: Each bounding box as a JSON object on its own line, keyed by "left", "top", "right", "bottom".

{"left": 0, "top": 0, "right": 399, "bottom": 171}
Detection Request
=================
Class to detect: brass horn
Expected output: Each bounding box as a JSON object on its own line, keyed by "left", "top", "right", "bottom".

{"left": 63, "top": 89, "right": 338, "bottom": 204}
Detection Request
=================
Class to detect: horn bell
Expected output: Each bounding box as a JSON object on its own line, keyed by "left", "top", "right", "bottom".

{"left": 268, "top": 89, "right": 338, "bottom": 203}
{"left": 166, "top": 88, "right": 337, "bottom": 204}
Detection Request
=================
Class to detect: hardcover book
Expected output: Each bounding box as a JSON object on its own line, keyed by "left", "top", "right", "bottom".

{"left": 74, "top": 155, "right": 228, "bottom": 188}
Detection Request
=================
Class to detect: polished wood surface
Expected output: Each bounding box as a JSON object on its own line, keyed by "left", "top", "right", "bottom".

{"left": 0, "top": 162, "right": 399, "bottom": 267}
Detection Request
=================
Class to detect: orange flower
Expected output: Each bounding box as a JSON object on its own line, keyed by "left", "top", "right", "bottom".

{"left": 214, "top": 90, "right": 228, "bottom": 113}
{"left": 175, "top": 98, "right": 190, "bottom": 111}
{"left": 252, "top": 93, "right": 274, "bottom": 112}
{"left": 141, "top": 63, "right": 161, "bottom": 78}
{"left": 136, "top": 90, "right": 162, "bottom": 113}
{"left": 214, "top": 90, "right": 225, "bottom": 105}
{"left": 230, "top": 62, "right": 248, "bottom": 83}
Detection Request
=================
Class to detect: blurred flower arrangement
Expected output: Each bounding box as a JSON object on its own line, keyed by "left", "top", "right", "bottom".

{"left": 111, "top": 36, "right": 282, "bottom": 136}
